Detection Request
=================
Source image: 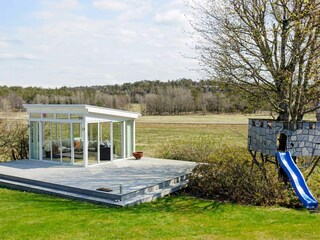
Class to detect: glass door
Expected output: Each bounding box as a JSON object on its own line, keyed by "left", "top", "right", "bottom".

{"left": 88, "top": 123, "right": 99, "bottom": 165}
{"left": 51, "top": 123, "right": 61, "bottom": 162}
{"left": 100, "top": 122, "right": 111, "bottom": 161}
{"left": 43, "top": 122, "right": 52, "bottom": 161}
{"left": 30, "top": 121, "right": 39, "bottom": 160}
{"left": 72, "top": 123, "right": 83, "bottom": 164}
{"left": 113, "top": 122, "right": 123, "bottom": 160}
{"left": 61, "top": 123, "right": 72, "bottom": 164}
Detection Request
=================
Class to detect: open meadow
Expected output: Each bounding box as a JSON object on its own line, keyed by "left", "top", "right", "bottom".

{"left": 135, "top": 123, "right": 248, "bottom": 157}
{"left": 0, "top": 113, "right": 320, "bottom": 239}
{"left": 135, "top": 113, "right": 267, "bottom": 156}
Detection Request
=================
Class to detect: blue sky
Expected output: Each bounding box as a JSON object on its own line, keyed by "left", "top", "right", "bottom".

{"left": 0, "top": 0, "right": 200, "bottom": 87}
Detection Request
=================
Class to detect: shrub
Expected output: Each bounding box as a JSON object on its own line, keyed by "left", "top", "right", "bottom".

{"left": 306, "top": 167, "right": 320, "bottom": 200}
{"left": 0, "top": 119, "right": 29, "bottom": 161}
{"left": 188, "top": 146, "right": 300, "bottom": 206}
{"left": 156, "top": 137, "right": 300, "bottom": 207}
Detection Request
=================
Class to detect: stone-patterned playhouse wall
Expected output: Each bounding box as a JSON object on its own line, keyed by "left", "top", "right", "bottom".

{"left": 248, "top": 119, "right": 320, "bottom": 157}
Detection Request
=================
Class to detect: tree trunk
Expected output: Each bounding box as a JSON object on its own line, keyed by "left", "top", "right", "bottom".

{"left": 276, "top": 102, "right": 289, "bottom": 121}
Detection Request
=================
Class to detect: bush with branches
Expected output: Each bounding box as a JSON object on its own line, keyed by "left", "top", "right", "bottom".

{"left": 188, "top": 146, "right": 300, "bottom": 207}
{"left": 0, "top": 119, "right": 28, "bottom": 161}
{"left": 155, "top": 137, "right": 301, "bottom": 207}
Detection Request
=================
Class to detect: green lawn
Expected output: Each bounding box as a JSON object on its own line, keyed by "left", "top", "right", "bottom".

{"left": 0, "top": 188, "right": 319, "bottom": 240}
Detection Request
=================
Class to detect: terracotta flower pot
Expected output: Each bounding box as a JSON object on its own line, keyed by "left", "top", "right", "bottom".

{"left": 133, "top": 151, "right": 143, "bottom": 159}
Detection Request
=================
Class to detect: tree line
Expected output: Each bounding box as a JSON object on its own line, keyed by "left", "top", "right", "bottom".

{"left": 0, "top": 79, "right": 270, "bottom": 115}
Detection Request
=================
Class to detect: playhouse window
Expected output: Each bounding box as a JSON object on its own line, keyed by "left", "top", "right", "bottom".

{"left": 309, "top": 122, "right": 316, "bottom": 129}
{"left": 252, "top": 120, "right": 256, "bottom": 127}
{"left": 296, "top": 122, "right": 302, "bottom": 129}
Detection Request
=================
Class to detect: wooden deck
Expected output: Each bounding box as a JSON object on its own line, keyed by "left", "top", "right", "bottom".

{"left": 0, "top": 158, "right": 196, "bottom": 206}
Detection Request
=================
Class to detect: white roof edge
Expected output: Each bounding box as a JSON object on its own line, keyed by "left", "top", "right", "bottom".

{"left": 23, "top": 104, "right": 141, "bottom": 119}
{"left": 84, "top": 105, "right": 141, "bottom": 118}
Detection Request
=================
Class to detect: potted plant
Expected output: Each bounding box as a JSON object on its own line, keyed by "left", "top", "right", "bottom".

{"left": 132, "top": 151, "right": 143, "bottom": 159}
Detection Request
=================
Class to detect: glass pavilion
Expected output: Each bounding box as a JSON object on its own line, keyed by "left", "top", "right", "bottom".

{"left": 24, "top": 104, "right": 140, "bottom": 167}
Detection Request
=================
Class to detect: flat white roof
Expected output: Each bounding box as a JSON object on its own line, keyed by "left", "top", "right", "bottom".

{"left": 23, "top": 104, "right": 141, "bottom": 120}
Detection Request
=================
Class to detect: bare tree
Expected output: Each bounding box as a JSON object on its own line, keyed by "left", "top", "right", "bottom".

{"left": 6, "top": 93, "right": 24, "bottom": 110}
{"left": 0, "top": 98, "right": 12, "bottom": 112}
{"left": 0, "top": 119, "right": 28, "bottom": 160}
{"left": 32, "top": 94, "right": 50, "bottom": 104}
{"left": 192, "top": 0, "right": 320, "bottom": 122}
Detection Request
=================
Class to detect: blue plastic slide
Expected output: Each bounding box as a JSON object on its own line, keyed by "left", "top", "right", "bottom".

{"left": 276, "top": 151, "right": 318, "bottom": 209}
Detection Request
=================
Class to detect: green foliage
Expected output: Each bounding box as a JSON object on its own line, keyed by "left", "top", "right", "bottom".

{"left": 155, "top": 135, "right": 301, "bottom": 207}
{"left": 189, "top": 146, "right": 300, "bottom": 207}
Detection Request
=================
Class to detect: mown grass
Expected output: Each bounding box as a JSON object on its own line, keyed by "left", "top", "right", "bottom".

{"left": 0, "top": 188, "right": 320, "bottom": 240}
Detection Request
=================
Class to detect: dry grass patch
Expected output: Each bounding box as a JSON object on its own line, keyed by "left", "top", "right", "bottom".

{"left": 137, "top": 113, "right": 271, "bottom": 124}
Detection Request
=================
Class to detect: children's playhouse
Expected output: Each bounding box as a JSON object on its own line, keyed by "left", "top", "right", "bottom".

{"left": 248, "top": 118, "right": 319, "bottom": 209}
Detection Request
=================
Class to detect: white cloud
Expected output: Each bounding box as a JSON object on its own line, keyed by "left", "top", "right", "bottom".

{"left": 93, "top": 0, "right": 152, "bottom": 21}
{"left": 0, "top": 53, "right": 37, "bottom": 61}
{"left": 93, "top": 0, "right": 128, "bottom": 11}
{"left": 41, "top": 0, "right": 81, "bottom": 10}
{"left": 118, "top": 29, "right": 137, "bottom": 42}
{"left": 32, "top": 10, "right": 57, "bottom": 20}
{"left": 0, "top": 36, "right": 22, "bottom": 48}
{"left": 33, "top": 0, "right": 81, "bottom": 21}
{"left": 155, "top": 10, "right": 185, "bottom": 24}
{"left": 0, "top": 40, "right": 9, "bottom": 48}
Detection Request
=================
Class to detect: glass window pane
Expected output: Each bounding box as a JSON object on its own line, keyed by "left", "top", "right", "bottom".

{"left": 70, "top": 114, "right": 83, "bottom": 120}
{"left": 30, "top": 113, "right": 41, "bottom": 118}
{"left": 57, "top": 113, "right": 68, "bottom": 119}
{"left": 30, "top": 121, "right": 39, "bottom": 159}
{"left": 51, "top": 123, "right": 61, "bottom": 163}
{"left": 73, "top": 123, "right": 83, "bottom": 165}
{"left": 61, "top": 123, "right": 71, "bottom": 164}
{"left": 113, "top": 122, "right": 122, "bottom": 160}
{"left": 100, "top": 122, "right": 111, "bottom": 161}
{"left": 43, "top": 113, "right": 54, "bottom": 119}
{"left": 43, "top": 122, "right": 52, "bottom": 160}
{"left": 88, "top": 123, "right": 99, "bottom": 165}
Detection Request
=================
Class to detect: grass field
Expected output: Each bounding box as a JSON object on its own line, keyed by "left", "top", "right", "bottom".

{"left": 135, "top": 123, "right": 248, "bottom": 156}
{"left": 135, "top": 113, "right": 255, "bottom": 156}
{"left": 137, "top": 113, "right": 272, "bottom": 124}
